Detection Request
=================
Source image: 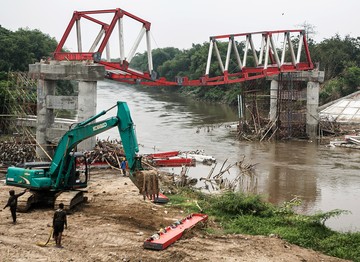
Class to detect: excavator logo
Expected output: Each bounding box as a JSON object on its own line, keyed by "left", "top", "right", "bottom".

{"left": 19, "top": 176, "right": 30, "bottom": 184}
{"left": 93, "top": 122, "right": 107, "bottom": 131}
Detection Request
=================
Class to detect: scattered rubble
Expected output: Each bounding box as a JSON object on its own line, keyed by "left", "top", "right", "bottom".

{"left": 329, "top": 134, "right": 360, "bottom": 149}
{"left": 0, "top": 138, "right": 258, "bottom": 196}
{"left": 199, "top": 156, "right": 258, "bottom": 192}
{"left": 0, "top": 139, "right": 36, "bottom": 167}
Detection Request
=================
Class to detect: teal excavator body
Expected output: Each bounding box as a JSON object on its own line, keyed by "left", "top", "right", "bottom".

{"left": 6, "top": 101, "right": 142, "bottom": 193}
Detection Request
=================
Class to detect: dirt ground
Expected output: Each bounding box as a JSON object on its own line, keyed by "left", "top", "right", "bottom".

{"left": 0, "top": 169, "right": 351, "bottom": 262}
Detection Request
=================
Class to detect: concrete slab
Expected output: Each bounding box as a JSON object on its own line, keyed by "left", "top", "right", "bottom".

{"left": 29, "top": 61, "right": 105, "bottom": 81}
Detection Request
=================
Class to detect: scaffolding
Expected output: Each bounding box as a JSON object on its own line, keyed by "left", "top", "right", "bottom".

{"left": 237, "top": 73, "right": 308, "bottom": 141}
{"left": 0, "top": 72, "right": 37, "bottom": 139}
{"left": 276, "top": 73, "right": 307, "bottom": 139}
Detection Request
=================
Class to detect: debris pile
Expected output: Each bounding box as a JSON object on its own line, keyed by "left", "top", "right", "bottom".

{"left": 319, "top": 117, "right": 342, "bottom": 136}
{"left": 179, "top": 149, "right": 216, "bottom": 165}
{"left": 0, "top": 139, "right": 36, "bottom": 167}
{"left": 200, "top": 156, "right": 257, "bottom": 192}
{"left": 237, "top": 118, "right": 308, "bottom": 141}
{"left": 0, "top": 138, "right": 128, "bottom": 170}
{"left": 329, "top": 134, "right": 360, "bottom": 149}
{"left": 84, "top": 139, "right": 125, "bottom": 168}
{"left": 172, "top": 165, "right": 197, "bottom": 188}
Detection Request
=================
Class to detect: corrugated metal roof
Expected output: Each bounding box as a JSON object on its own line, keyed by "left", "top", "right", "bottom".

{"left": 319, "top": 91, "right": 360, "bottom": 123}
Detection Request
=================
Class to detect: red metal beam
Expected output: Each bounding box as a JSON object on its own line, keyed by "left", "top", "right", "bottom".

{"left": 53, "top": 8, "right": 151, "bottom": 61}
{"left": 53, "top": 8, "right": 314, "bottom": 87}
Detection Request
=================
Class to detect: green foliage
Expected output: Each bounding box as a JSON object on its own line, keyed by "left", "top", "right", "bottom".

{"left": 342, "top": 65, "right": 360, "bottom": 90}
{"left": 319, "top": 232, "right": 360, "bottom": 261}
{"left": 130, "top": 47, "right": 182, "bottom": 73}
{"left": 179, "top": 84, "right": 241, "bottom": 104}
{"left": 0, "top": 73, "right": 20, "bottom": 116}
{"left": 1, "top": 24, "right": 360, "bottom": 108}
{"left": 309, "top": 209, "right": 351, "bottom": 225}
{"left": 0, "top": 26, "right": 58, "bottom": 72}
{"left": 202, "top": 191, "right": 273, "bottom": 217}
{"left": 55, "top": 80, "right": 77, "bottom": 96}
{"left": 168, "top": 189, "right": 360, "bottom": 261}
{"left": 275, "top": 196, "right": 302, "bottom": 215}
{"left": 223, "top": 84, "right": 243, "bottom": 105}
{"left": 0, "top": 71, "right": 8, "bottom": 81}
{"left": 159, "top": 52, "right": 191, "bottom": 80}
{"left": 320, "top": 78, "right": 345, "bottom": 104}
{"left": 319, "top": 65, "right": 360, "bottom": 104}
{"left": 167, "top": 188, "right": 209, "bottom": 214}
{"left": 312, "top": 34, "right": 360, "bottom": 81}
{"left": 203, "top": 87, "right": 225, "bottom": 102}
{"left": 126, "top": 32, "right": 360, "bottom": 105}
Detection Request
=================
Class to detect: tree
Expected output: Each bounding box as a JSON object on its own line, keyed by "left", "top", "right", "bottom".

{"left": 0, "top": 26, "right": 58, "bottom": 72}
{"left": 312, "top": 35, "right": 360, "bottom": 80}
{"left": 296, "top": 21, "right": 317, "bottom": 41}
{"left": 342, "top": 66, "right": 360, "bottom": 89}
{"left": 130, "top": 47, "right": 181, "bottom": 74}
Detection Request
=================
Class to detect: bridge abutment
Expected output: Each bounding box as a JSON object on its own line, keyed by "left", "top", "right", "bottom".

{"left": 29, "top": 61, "right": 104, "bottom": 160}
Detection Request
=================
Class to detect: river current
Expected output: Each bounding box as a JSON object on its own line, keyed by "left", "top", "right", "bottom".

{"left": 96, "top": 80, "right": 360, "bottom": 233}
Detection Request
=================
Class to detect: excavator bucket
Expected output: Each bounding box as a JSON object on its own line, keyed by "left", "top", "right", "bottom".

{"left": 131, "top": 170, "right": 160, "bottom": 200}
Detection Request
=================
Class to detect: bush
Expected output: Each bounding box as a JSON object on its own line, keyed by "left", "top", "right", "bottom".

{"left": 208, "top": 191, "right": 272, "bottom": 217}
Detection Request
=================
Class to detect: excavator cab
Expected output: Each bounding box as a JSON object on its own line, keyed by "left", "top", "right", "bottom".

{"left": 74, "top": 154, "right": 88, "bottom": 185}
{"left": 65, "top": 152, "right": 89, "bottom": 189}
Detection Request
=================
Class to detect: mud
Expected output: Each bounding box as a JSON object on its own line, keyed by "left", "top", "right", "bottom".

{"left": 0, "top": 170, "right": 350, "bottom": 262}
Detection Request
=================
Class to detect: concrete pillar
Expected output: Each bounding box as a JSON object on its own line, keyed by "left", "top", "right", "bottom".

{"left": 77, "top": 81, "right": 97, "bottom": 151}
{"left": 36, "top": 79, "right": 55, "bottom": 160}
{"left": 29, "top": 61, "right": 105, "bottom": 158}
{"left": 269, "top": 80, "right": 278, "bottom": 122}
{"left": 306, "top": 81, "right": 319, "bottom": 139}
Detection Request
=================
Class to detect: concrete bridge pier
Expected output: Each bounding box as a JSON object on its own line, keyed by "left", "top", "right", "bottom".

{"left": 306, "top": 81, "right": 320, "bottom": 139}
{"left": 29, "top": 61, "right": 105, "bottom": 160}
{"left": 269, "top": 80, "right": 278, "bottom": 122}
{"left": 36, "top": 79, "right": 56, "bottom": 159}
{"left": 77, "top": 81, "right": 98, "bottom": 151}
{"left": 268, "top": 70, "right": 324, "bottom": 140}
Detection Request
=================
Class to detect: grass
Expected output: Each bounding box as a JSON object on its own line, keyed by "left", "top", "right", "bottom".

{"left": 168, "top": 189, "right": 360, "bottom": 262}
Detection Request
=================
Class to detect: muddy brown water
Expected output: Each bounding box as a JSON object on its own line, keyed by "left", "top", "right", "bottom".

{"left": 94, "top": 80, "right": 360, "bottom": 232}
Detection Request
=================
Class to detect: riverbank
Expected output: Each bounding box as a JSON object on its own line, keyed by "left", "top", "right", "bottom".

{"left": 0, "top": 169, "right": 350, "bottom": 262}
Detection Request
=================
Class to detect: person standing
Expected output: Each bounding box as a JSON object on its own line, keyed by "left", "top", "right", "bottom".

{"left": 121, "top": 158, "right": 127, "bottom": 176}
{"left": 53, "top": 203, "right": 67, "bottom": 248}
{"left": 3, "top": 189, "right": 27, "bottom": 224}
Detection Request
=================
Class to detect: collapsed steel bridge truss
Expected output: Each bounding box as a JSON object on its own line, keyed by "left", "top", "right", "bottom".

{"left": 53, "top": 8, "right": 314, "bottom": 86}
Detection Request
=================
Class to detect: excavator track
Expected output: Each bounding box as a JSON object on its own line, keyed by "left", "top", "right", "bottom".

{"left": 54, "top": 191, "right": 84, "bottom": 210}
{"left": 17, "top": 191, "right": 37, "bottom": 212}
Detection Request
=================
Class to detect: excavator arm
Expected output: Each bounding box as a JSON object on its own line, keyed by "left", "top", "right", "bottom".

{"left": 49, "top": 101, "right": 142, "bottom": 189}
{"left": 6, "top": 101, "right": 159, "bottom": 210}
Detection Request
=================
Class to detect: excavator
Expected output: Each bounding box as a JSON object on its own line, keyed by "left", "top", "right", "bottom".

{"left": 5, "top": 101, "right": 159, "bottom": 211}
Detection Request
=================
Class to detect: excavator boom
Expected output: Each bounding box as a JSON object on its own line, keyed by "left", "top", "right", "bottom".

{"left": 48, "top": 101, "right": 140, "bottom": 189}
{"left": 5, "top": 101, "right": 153, "bottom": 211}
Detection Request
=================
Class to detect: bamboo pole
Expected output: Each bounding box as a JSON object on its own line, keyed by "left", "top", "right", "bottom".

{"left": 26, "top": 130, "right": 52, "bottom": 161}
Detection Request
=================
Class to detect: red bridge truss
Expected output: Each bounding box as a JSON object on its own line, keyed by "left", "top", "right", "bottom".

{"left": 53, "top": 8, "right": 314, "bottom": 86}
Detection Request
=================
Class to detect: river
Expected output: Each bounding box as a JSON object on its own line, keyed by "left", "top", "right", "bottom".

{"left": 96, "top": 80, "right": 360, "bottom": 233}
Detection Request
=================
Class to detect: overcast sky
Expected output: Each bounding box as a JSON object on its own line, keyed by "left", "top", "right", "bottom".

{"left": 1, "top": 0, "right": 359, "bottom": 56}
